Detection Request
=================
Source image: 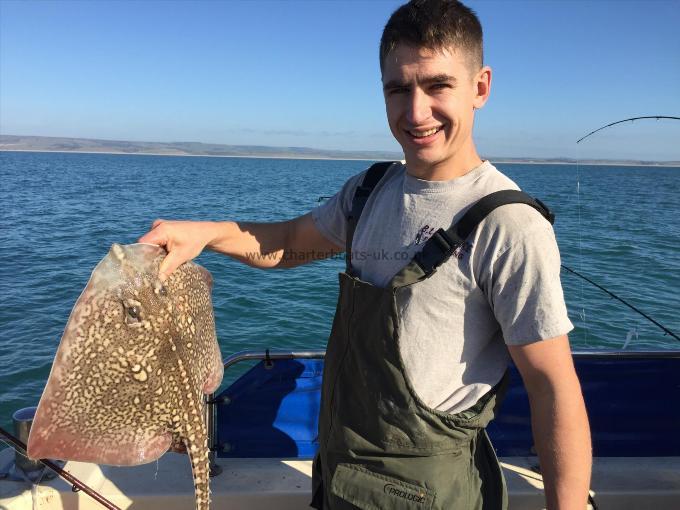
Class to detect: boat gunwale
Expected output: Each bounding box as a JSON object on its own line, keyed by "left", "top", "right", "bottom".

{"left": 220, "top": 349, "right": 680, "bottom": 369}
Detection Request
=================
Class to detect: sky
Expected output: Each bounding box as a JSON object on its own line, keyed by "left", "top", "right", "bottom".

{"left": 1, "top": 0, "right": 679, "bottom": 161}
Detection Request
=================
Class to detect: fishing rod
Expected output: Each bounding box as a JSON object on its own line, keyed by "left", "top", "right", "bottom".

{"left": 560, "top": 264, "right": 679, "bottom": 342}
{"left": 0, "top": 425, "right": 121, "bottom": 510}
{"left": 571, "top": 115, "right": 680, "bottom": 343}
{"left": 576, "top": 115, "right": 680, "bottom": 144}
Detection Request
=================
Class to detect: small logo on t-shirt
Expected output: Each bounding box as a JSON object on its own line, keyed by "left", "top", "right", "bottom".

{"left": 453, "top": 241, "right": 473, "bottom": 259}
{"left": 414, "top": 225, "right": 436, "bottom": 245}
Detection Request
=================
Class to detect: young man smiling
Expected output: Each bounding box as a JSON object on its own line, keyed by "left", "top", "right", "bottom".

{"left": 140, "top": 1, "right": 591, "bottom": 508}
{"left": 382, "top": 44, "right": 485, "bottom": 180}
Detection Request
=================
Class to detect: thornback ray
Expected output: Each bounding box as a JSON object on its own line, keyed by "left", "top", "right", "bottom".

{"left": 27, "top": 243, "right": 224, "bottom": 510}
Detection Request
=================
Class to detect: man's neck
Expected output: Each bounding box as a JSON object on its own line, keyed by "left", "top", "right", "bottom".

{"left": 406, "top": 150, "right": 484, "bottom": 181}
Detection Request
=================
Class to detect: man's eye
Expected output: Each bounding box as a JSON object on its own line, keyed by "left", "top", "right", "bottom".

{"left": 431, "top": 83, "right": 450, "bottom": 91}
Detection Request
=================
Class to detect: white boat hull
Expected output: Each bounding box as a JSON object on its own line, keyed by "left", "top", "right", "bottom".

{"left": 2, "top": 449, "right": 679, "bottom": 510}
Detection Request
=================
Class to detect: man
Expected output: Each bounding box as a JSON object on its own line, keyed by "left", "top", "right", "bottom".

{"left": 139, "top": 1, "right": 591, "bottom": 508}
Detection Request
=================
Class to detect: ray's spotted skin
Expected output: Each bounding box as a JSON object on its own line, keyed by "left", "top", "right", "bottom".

{"left": 27, "top": 243, "right": 223, "bottom": 510}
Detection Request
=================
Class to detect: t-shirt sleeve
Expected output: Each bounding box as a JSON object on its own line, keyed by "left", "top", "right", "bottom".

{"left": 311, "top": 170, "right": 367, "bottom": 248}
{"left": 484, "top": 219, "right": 574, "bottom": 345}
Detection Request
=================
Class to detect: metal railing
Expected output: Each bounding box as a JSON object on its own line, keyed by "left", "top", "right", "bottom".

{"left": 571, "top": 350, "right": 680, "bottom": 358}
{"left": 205, "top": 349, "right": 326, "bottom": 475}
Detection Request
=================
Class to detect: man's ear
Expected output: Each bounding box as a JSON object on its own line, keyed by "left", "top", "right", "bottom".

{"left": 473, "top": 65, "right": 492, "bottom": 109}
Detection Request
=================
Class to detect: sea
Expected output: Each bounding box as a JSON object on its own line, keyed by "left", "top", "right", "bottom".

{"left": 1, "top": 151, "right": 679, "bottom": 431}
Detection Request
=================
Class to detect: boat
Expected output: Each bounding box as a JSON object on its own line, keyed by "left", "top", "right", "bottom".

{"left": 1, "top": 347, "right": 679, "bottom": 509}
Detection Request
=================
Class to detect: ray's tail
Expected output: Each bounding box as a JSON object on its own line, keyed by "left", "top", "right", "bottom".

{"left": 182, "top": 394, "right": 211, "bottom": 510}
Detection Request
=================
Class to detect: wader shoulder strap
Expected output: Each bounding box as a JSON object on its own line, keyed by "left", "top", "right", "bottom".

{"left": 346, "top": 161, "right": 395, "bottom": 271}
{"left": 412, "top": 190, "right": 554, "bottom": 276}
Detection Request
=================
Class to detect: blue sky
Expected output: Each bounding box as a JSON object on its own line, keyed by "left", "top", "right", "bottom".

{"left": 1, "top": 0, "right": 679, "bottom": 160}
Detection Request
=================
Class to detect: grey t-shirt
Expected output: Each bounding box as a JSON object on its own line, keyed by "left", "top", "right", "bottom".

{"left": 312, "top": 161, "right": 573, "bottom": 414}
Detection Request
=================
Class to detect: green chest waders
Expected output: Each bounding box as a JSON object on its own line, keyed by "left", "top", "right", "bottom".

{"left": 311, "top": 162, "right": 555, "bottom": 510}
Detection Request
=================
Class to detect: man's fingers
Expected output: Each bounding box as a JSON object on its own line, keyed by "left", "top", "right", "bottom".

{"left": 158, "top": 250, "right": 182, "bottom": 282}
{"left": 138, "top": 228, "right": 166, "bottom": 246}
{"left": 138, "top": 220, "right": 169, "bottom": 245}
{"left": 137, "top": 219, "right": 193, "bottom": 281}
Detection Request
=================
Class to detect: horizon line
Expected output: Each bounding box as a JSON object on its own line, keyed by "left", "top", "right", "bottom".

{"left": 1, "top": 133, "right": 679, "bottom": 166}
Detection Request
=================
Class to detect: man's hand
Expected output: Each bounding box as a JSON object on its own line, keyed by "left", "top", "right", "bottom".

{"left": 138, "top": 220, "right": 219, "bottom": 281}
{"left": 508, "top": 335, "right": 592, "bottom": 510}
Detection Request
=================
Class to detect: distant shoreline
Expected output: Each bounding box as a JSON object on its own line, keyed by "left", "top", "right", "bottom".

{"left": 2, "top": 149, "right": 679, "bottom": 168}
{"left": 0, "top": 148, "right": 378, "bottom": 162}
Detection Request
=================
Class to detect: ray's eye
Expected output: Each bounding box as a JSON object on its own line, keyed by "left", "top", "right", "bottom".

{"left": 122, "top": 299, "right": 143, "bottom": 325}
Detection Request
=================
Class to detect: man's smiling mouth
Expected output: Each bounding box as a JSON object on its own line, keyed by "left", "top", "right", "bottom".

{"left": 406, "top": 126, "right": 444, "bottom": 140}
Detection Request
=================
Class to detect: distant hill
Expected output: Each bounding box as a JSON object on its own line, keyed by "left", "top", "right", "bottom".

{"left": 0, "top": 134, "right": 402, "bottom": 161}
{"left": 1, "top": 134, "right": 678, "bottom": 167}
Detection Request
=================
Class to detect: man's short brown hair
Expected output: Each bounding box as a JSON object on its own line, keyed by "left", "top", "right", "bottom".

{"left": 380, "top": 0, "right": 484, "bottom": 75}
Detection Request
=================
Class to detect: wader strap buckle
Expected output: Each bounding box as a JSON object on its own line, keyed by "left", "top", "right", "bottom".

{"left": 413, "top": 228, "right": 464, "bottom": 275}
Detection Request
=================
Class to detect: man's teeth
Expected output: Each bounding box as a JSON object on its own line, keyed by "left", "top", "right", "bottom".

{"left": 410, "top": 127, "right": 441, "bottom": 138}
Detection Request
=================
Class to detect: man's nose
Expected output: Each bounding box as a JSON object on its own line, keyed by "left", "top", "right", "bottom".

{"left": 406, "top": 88, "right": 432, "bottom": 126}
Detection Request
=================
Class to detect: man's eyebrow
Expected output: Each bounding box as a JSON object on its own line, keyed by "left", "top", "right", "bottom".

{"left": 421, "top": 73, "right": 457, "bottom": 85}
{"left": 383, "top": 79, "right": 408, "bottom": 91}
{"left": 383, "top": 74, "right": 457, "bottom": 90}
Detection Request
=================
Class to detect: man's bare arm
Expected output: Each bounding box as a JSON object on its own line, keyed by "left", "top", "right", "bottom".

{"left": 508, "top": 335, "right": 592, "bottom": 510}
{"left": 211, "top": 214, "right": 342, "bottom": 269}
{"left": 138, "top": 213, "right": 342, "bottom": 279}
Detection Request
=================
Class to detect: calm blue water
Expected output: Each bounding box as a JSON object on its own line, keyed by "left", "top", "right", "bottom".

{"left": 1, "top": 151, "right": 679, "bottom": 430}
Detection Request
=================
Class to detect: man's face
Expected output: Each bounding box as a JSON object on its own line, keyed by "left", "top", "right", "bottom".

{"left": 382, "top": 44, "right": 490, "bottom": 176}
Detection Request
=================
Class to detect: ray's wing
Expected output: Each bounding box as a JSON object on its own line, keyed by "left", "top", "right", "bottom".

{"left": 177, "top": 263, "right": 224, "bottom": 395}
{"left": 28, "top": 244, "right": 178, "bottom": 466}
